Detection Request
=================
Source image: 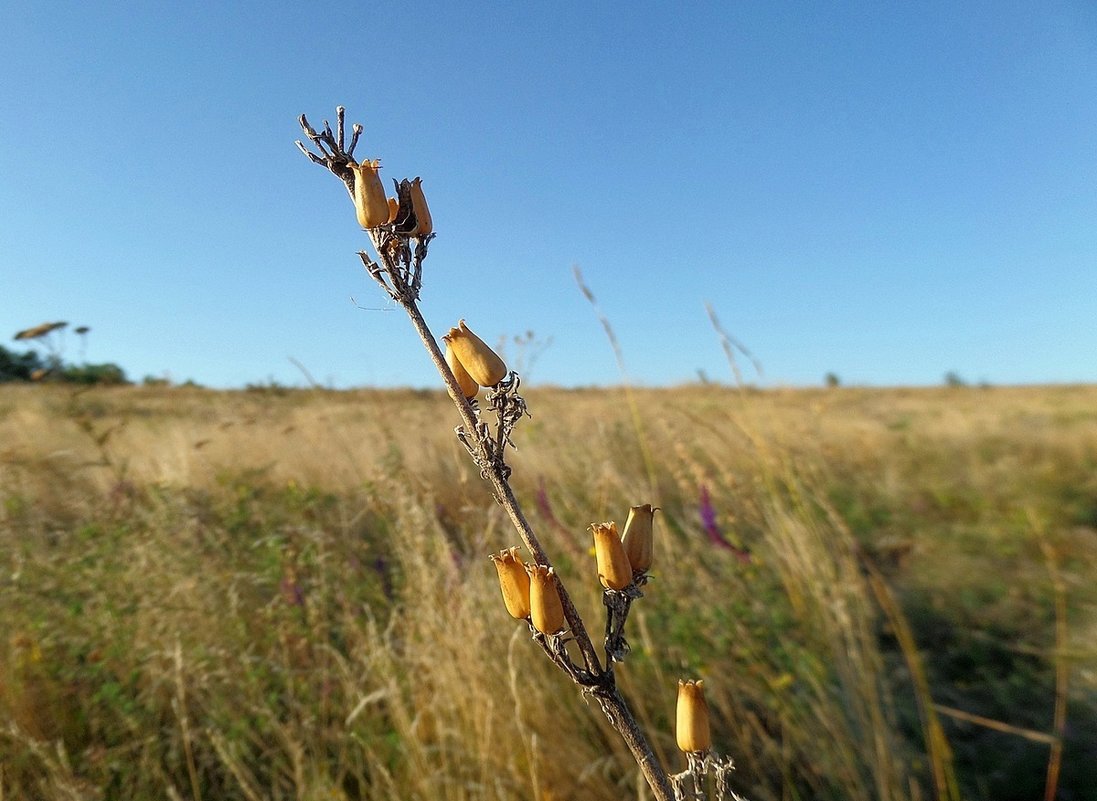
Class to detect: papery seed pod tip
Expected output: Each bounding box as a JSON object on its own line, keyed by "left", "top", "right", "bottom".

{"left": 676, "top": 679, "right": 711, "bottom": 753}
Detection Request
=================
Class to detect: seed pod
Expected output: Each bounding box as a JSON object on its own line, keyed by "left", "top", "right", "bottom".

{"left": 349, "top": 159, "right": 389, "bottom": 228}
{"left": 445, "top": 320, "right": 507, "bottom": 387}
{"left": 386, "top": 196, "right": 400, "bottom": 224}
{"left": 443, "top": 336, "right": 480, "bottom": 398}
{"left": 489, "top": 547, "right": 531, "bottom": 620}
{"left": 621, "top": 504, "right": 656, "bottom": 575}
{"left": 676, "top": 679, "right": 711, "bottom": 753}
{"left": 409, "top": 177, "right": 433, "bottom": 237}
{"left": 527, "top": 564, "right": 566, "bottom": 635}
{"left": 591, "top": 522, "right": 632, "bottom": 590}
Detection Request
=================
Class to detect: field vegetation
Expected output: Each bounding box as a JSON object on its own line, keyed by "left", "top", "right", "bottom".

{"left": 1, "top": 382, "right": 1095, "bottom": 800}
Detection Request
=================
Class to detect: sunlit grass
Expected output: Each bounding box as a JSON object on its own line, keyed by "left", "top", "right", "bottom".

{"left": 1, "top": 383, "right": 1095, "bottom": 799}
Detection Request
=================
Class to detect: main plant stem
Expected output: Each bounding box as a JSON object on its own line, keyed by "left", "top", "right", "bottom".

{"left": 296, "top": 107, "right": 675, "bottom": 801}
{"left": 401, "top": 298, "right": 675, "bottom": 801}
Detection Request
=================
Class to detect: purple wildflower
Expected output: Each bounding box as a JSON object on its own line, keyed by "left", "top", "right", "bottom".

{"left": 699, "top": 484, "right": 751, "bottom": 563}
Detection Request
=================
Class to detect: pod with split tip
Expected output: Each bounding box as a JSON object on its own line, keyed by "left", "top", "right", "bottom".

{"left": 445, "top": 320, "right": 507, "bottom": 387}
{"left": 676, "top": 679, "right": 711, "bottom": 753}
{"left": 591, "top": 521, "right": 632, "bottom": 590}
{"left": 349, "top": 159, "right": 390, "bottom": 228}
{"left": 409, "top": 176, "right": 433, "bottom": 237}
{"left": 489, "top": 547, "right": 530, "bottom": 620}
{"left": 621, "top": 504, "right": 656, "bottom": 575}
{"left": 443, "top": 336, "right": 480, "bottom": 399}
{"left": 526, "top": 564, "right": 566, "bottom": 635}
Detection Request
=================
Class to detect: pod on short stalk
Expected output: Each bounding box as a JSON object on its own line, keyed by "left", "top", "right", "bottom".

{"left": 676, "top": 679, "right": 711, "bottom": 753}
{"left": 489, "top": 547, "right": 530, "bottom": 620}
{"left": 526, "top": 564, "right": 565, "bottom": 635}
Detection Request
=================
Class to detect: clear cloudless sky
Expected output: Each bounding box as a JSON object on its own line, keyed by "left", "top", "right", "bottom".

{"left": 2, "top": 2, "right": 1095, "bottom": 389}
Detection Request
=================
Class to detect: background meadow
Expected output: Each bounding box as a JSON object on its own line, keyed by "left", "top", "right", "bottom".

{"left": 5, "top": 3, "right": 1097, "bottom": 798}
{"left": 2, "top": 381, "right": 1095, "bottom": 800}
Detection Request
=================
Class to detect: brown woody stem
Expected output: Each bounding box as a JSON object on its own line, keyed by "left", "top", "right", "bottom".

{"left": 297, "top": 107, "right": 676, "bottom": 801}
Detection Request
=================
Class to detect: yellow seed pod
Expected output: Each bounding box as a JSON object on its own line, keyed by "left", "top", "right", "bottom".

{"left": 526, "top": 564, "right": 566, "bottom": 635}
{"left": 590, "top": 522, "right": 632, "bottom": 590}
{"left": 386, "top": 196, "right": 400, "bottom": 224}
{"left": 489, "top": 547, "right": 531, "bottom": 620}
{"left": 445, "top": 320, "right": 507, "bottom": 387}
{"left": 621, "top": 504, "right": 656, "bottom": 575}
{"left": 443, "top": 336, "right": 480, "bottom": 399}
{"left": 409, "top": 176, "right": 433, "bottom": 237}
{"left": 349, "top": 159, "right": 390, "bottom": 228}
{"left": 676, "top": 679, "right": 712, "bottom": 753}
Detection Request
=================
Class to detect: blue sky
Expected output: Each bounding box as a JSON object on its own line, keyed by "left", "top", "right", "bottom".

{"left": 2, "top": 2, "right": 1095, "bottom": 389}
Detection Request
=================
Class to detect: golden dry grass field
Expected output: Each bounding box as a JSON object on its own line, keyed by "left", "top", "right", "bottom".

{"left": 2, "top": 382, "right": 1096, "bottom": 800}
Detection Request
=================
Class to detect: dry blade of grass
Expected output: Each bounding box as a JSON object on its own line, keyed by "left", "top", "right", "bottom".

{"left": 572, "top": 265, "right": 660, "bottom": 498}
{"left": 1035, "top": 514, "right": 1070, "bottom": 801}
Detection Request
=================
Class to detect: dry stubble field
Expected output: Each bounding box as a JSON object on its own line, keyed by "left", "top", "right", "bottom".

{"left": 1, "top": 382, "right": 1095, "bottom": 800}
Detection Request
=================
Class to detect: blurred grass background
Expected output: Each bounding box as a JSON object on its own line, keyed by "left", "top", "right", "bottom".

{"left": 1, "top": 383, "right": 1095, "bottom": 800}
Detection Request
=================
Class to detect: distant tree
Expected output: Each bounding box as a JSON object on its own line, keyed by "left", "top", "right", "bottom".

{"left": 824, "top": 372, "right": 841, "bottom": 388}
{"left": 60, "top": 363, "right": 129, "bottom": 385}
{"left": 944, "top": 370, "right": 966, "bottom": 388}
{"left": 8, "top": 322, "right": 129, "bottom": 385}
{"left": 0, "top": 345, "right": 44, "bottom": 382}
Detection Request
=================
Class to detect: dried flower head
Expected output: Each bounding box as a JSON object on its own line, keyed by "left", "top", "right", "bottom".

{"left": 621, "top": 504, "right": 656, "bottom": 575}
{"left": 445, "top": 319, "right": 507, "bottom": 387}
{"left": 489, "top": 547, "right": 531, "bottom": 620}
{"left": 591, "top": 521, "right": 632, "bottom": 590}
{"left": 676, "top": 679, "right": 711, "bottom": 753}
{"left": 349, "top": 159, "right": 390, "bottom": 229}
{"left": 526, "top": 564, "right": 566, "bottom": 635}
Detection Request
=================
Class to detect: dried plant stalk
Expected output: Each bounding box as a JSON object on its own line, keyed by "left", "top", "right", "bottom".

{"left": 296, "top": 107, "right": 748, "bottom": 801}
